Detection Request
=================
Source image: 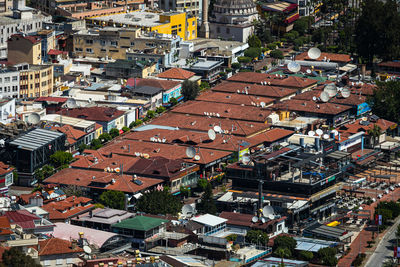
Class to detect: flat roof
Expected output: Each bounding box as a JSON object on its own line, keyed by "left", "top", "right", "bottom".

{"left": 191, "top": 214, "right": 227, "bottom": 227}
{"left": 9, "top": 128, "right": 64, "bottom": 151}
{"left": 91, "top": 11, "right": 164, "bottom": 28}
{"left": 41, "top": 114, "right": 96, "bottom": 129}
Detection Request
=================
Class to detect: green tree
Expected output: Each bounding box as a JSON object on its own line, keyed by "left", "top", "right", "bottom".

{"left": 78, "top": 143, "right": 88, "bottom": 153}
{"left": 231, "top": 63, "right": 241, "bottom": 70}
{"left": 244, "top": 47, "right": 262, "bottom": 59}
{"left": 169, "top": 97, "right": 178, "bottom": 106}
{"left": 182, "top": 80, "right": 200, "bottom": 101}
{"left": 200, "top": 81, "right": 210, "bottom": 90}
{"left": 254, "top": 17, "right": 273, "bottom": 44}
{"left": 109, "top": 128, "right": 120, "bottom": 138}
{"left": 299, "top": 250, "right": 314, "bottom": 261}
{"left": 226, "top": 234, "right": 237, "bottom": 242}
{"left": 248, "top": 34, "right": 262, "bottom": 48}
{"left": 12, "top": 170, "right": 18, "bottom": 185}
{"left": 270, "top": 49, "right": 284, "bottom": 59}
{"left": 34, "top": 164, "right": 55, "bottom": 182}
{"left": 146, "top": 110, "right": 156, "bottom": 119}
{"left": 2, "top": 247, "right": 41, "bottom": 267}
{"left": 317, "top": 247, "right": 338, "bottom": 266}
{"left": 274, "top": 247, "right": 291, "bottom": 265}
{"left": 197, "top": 178, "right": 208, "bottom": 191}
{"left": 99, "top": 133, "right": 112, "bottom": 143}
{"left": 129, "top": 120, "right": 143, "bottom": 128}
{"left": 246, "top": 230, "right": 269, "bottom": 246}
{"left": 156, "top": 106, "right": 166, "bottom": 114}
{"left": 90, "top": 139, "right": 103, "bottom": 150}
{"left": 50, "top": 151, "right": 73, "bottom": 168}
{"left": 273, "top": 235, "right": 297, "bottom": 253}
{"left": 367, "top": 124, "right": 382, "bottom": 147}
{"left": 197, "top": 182, "right": 216, "bottom": 215}
{"left": 293, "top": 17, "right": 309, "bottom": 34}
{"left": 368, "top": 81, "right": 400, "bottom": 123}
{"left": 238, "top": 56, "right": 252, "bottom": 63}
{"left": 180, "top": 186, "right": 191, "bottom": 198}
{"left": 122, "top": 126, "right": 130, "bottom": 133}
{"left": 99, "top": 190, "right": 125, "bottom": 210}
{"left": 136, "top": 190, "right": 182, "bottom": 215}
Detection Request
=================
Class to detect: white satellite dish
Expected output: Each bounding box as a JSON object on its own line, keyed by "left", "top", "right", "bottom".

{"left": 308, "top": 47, "right": 321, "bottom": 60}
{"left": 182, "top": 204, "right": 194, "bottom": 217}
{"left": 261, "top": 217, "right": 266, "bottom": 223}
{"left": 83, "top": 245, "right": 92, "bottom": 254}
{"left": 268, "top": 214, "right": 275, "bottom": 220}
{"left": 252, "top": 216, "right": 259, "bottom": 223}
{"left": 27, "top": 112, "right": 40, "bottom": 124}
{"left": 312, "top": 96, "right": 317, "bottom": 101}
{"left": 185, "top": 147, "right": 196, "bottom": 158}
{"left": 216, "top": 113, "right": 220, "bottom": 117}
{"left": 208, "top": 129, "right": 216, "bottom": 141}
{"left": 320, "top": 91, "right": 330, "bottom": 102}
{"left": 260, "top": 102, "right": 266, "bottom": 108}
{"left": 324, "top": 84, "right": 338, "bottom": 97}
{"left": 316, "top": 129, "right": 323, "bottom": 136}
{"left": 287, "top": 61, "right": 301, "bottom": 73}
{"left": 214, "top": 125, "right": 222, "bottom": 133}
{"left": 331, "top": 129, "right": 339, "bottom": 136}
{"left": 66, "top": 98, "right": 77, "bottom": 108}
{"left": 306, "top": 69, "right": 312, "bottom": 74}
{"left": 262, "top": 206, "right": 274, "bottom": 218}
{"left": 323, "top": 134, "right": 329, "bottom": 139}
{"left": 194, "top": 155, "right": 201, "bottom": 161}
{"left": 341, "top": 88, "right": 351, "bottom": 98}
{"left": 308, "top": 130, "right": 315, "bottom": 137}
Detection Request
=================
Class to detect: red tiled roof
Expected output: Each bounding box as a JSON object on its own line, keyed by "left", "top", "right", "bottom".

{"left": 172, "top": 100, "right": 271, "bottom": 122}
{"left": 251, "top": 128, "right": 294, "bottom": 143}
{"left": 157, "top": 68, "right": 195, "bottom": 80}
{"left": 295, "top": 51, "right": 352, "bottom": 63}
{"left": 338, "top": 118, "right": 397, "bottom": 135}
{"left": 292, "top": 89, "right": 366, "bottom": 106}
{"left": 150, "top": 113, "right": 268, "bottom": 137}
{"left": 126, "top": 78, "right": 181, "bottom": 91}
{"left": 56, "top": 107, "right": 125, "bottom": 122}
{"left": 44, "top": 168, "right": 163, "bottom": 194}
{"left": 4, "top": 210, "right": 40, "bottom": 229}
{"left": 9, "top": 34, "right": 41, "bottom": 44}
{"left": 38, "top": 238, "right": 83, "bottom": 256}
{"left": 0, "top": 162, "right": 13, "bottom": 176}
{"left": 47, "top": 49, "right": 68, "bottom": 56}
{"left": 35, "top": 97, "right": 68, "bottom": 103}
{"left": 0, "top": 216, "right": 12, "bottom": 236}
{"left": 212, "top": 81, "right": 297, "bottom": 99}
{"left": 270, "top": 99, "right": 352, "bottom": 115}
{"left": 228, "top": 73, "right": 317, "bottom": 89}
{"left": 219, "top": 211, "right": 286, "bottom": 230}
{"left": 43, "top": 197, "right": 94, "bottom": 221}
{"left": 52, "top": 125, "right": 86, "bottom": 145}
{"left": 196, "top": 90, "right": 275, "bottom": 107}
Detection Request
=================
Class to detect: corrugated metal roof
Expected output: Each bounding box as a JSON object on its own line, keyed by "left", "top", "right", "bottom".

{"left": 9, "top": 128, "right": 64, "bottom": 151}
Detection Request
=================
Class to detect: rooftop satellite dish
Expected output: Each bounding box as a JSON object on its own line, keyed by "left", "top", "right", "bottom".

{"left": 216, "top": 113, "right": 220, "bottom": 117}
{"left": 323, "top": 134, "right": 329, "bottom": 139}
{"left": 341, "top": 88, "right": 350, "bottom": 98}
{"left": 316, "top": 129, "right": 323, "bottom": 136}
{"left": 308, "top": 47, "right": 321, "bottom": 60}
{"left": 331, "top": 129, "right": 339, "bottom": 136}
{"left": 306, "top": 69, "right": 312, "bottom": 74}
{"left": 268, "top": 214, "right": 274, "bottom": 220}
{"left": 186, "top": 147, "right": 196, "bottom": 158}
{"left": 194, "top": 155, "right": 201, "bottom": 161}
{"left": 27, "top": 112, "right": 40, "bottom": 124}
{"left": 66, "top": 98, "right": 77, "bottom": 108}
{"left": 261, "top": 217, "right": 266, "bottom": 223}
{"left": 362, "top": 116, "right": 368, "bottom": 121}
{"left": 324, "top": 83, "right": 338, "bottom": 97}
{"left": 287, "top": 61, "right": 301, "bottom": 73}
{"left": 312, "top": 96, "right": 317, "bottom": 101}
{"left": 208, "top": 129, "right": 216, "bottom": 141}
{"left": 252, "top": 216, "right": 259, "bottom": 223}
{"left": 83, "top": 245, "right": 92, "bottom": 254}
{"left": 214, "top": 125, "right": 222, "bottom": 133}
{"left": 260, "top": 102, "right": 266, "bottom": 108}
{"left": 320, "top": 91, "right": 330, "bottom": 102}
{"left": 262, "top": 206, "right": 274, "bottom": 218}
{"left": 308, "top": 130, "right": 315, "bottom": 137}
{"left": 182, "top": 204, "right": 194, "bottom": 216}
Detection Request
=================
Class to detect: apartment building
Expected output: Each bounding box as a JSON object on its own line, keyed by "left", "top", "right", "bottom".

{"left": 36, "top": 29, "right": 56, "bottom": 62}
{"left": 73, "top": 28, "right": 181, "bottom": 64}
{"left": 0, "top": 0, "right": 51, "bottom": 59}
{"left": 159, "top": 0, "right": 201, "bottom": 16}
{"left": 87, "top": 10, "right": 197, "bottom": 41}
{"left": 7, "top": 34, "right": 42, "bottom": 64}
{"left": 0, "top": 0, "right": 12, "bottom": 13}
{"left": 13, "top": 63, "right": 54, "bottom": 98}
{"left": 0, "top": 68, "right": 19, "bottom": 98}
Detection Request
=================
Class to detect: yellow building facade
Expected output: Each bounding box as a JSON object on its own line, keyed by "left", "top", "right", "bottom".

{"left": 19, "top": 65, "right": 54, "bottom": 98}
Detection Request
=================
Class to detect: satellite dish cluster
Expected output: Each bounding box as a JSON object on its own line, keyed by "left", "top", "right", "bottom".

{"left": 252, "top": 206, "right": 276, "bottom": 224}
{"left": 180, "top": 204, "right": 195, "bottom": 219}
{"left": 307, "top": 128, "right": 339, "bottom": 140}
{"left": 287, "top": 47, "right": 322, "bottom": 74}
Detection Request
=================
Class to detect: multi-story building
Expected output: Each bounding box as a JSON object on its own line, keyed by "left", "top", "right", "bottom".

{"left": 159, "top": 0, "right": 201, "bottom": 16}
{"left": 0, "top": 0, "right": 13, "bottom": 13}
{"left": 35, "top": 29, "right": 56, "bottom": 63}
{"left": 87, "top": 10, "right": 197, "bottom": 41}
{"left": 12, "top": 63, "right": 53, "bottom": 98}
{"left": 0, "top": 98, "right": 15, "bottom": 125}
{"left": 73, "top": 28, "right": 181, "bottom": 67}
{"left": 7, "top": 34, "right": 42, "bottom": 64}
{"left": 0, "top": 68, "right": 19, "bottom": 98}
{"left": 0, "top": 0, "right": 51, "bottom": 59}
{"left": 105, "top": 59, "right": 157, "bottom": 79}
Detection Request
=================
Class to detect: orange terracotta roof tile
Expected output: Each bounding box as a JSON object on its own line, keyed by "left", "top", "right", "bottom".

{"left": 295, "top": 52, "right": 351, "bottom": 63}
{"left": 0, "top": 162, "right": 13, "bottom": 176}
{"left": 227, "top": 73, "right": 317, "bottom": 89}
{"left": 270, "top": 99, "right": 352, "bottom": 115}
{"left": 196, "top": 90, "right": 274, "bottom": 107}
{"left": 126, "top": 78, "right": 181, "bottom": 91}
{"left": 38, "top": 238, "right": 83, "bottom": 256}
{"left": 57, "top": 107, "right": 124, "bottom": 122}
{"left": 293, "top": 89, "right": 366, "bottom": 106}
{"left": 157, "top": 68, "right": 195, "bottom": 80}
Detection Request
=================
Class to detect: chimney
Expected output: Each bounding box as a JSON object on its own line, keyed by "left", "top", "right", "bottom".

{"left": 199, "top": 0, "right": 210, "bottom": 38}
{"left": 89, "top": 209, "right": 93, "bottom": 218}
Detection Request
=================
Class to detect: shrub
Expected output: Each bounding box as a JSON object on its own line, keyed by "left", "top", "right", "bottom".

{"left": 238, "top": 56, "right": 252, "bottom": 63}
{"left": 122, "top": 126, "right": 130, "bottom": 133}
{"left": 231, "top": 62, "right": 241, "bottom": 69}
{"left": 129, "top": 120, "right": 143, "bottom": 128}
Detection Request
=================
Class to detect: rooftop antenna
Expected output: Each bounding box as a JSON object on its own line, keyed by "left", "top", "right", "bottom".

{"left": 208, "top": 129, "right": 216, "bottom": 141}
{"left": 194, "top": 155, "right": 201, "bottom": 161}
{"left": 307, "top": 47, "right": 321, "bottom": 60}
{"left": 306, "top": 69, "right": 312, "bottom": 74}
{"left": 181, "top": 204, "right": 194, "bottom": 218}
{"left": 185, "top": 147, "right": 196, "bottom": 158}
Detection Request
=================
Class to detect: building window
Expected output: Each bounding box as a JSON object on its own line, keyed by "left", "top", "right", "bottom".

{"left": 86, "top": 48, "right": 93, "bottom": 53}
{"left": 66, "top": 258, "right": 74, "bottom": 264}
{"left": 226, "top": 28, "right": 230, "bottom": 34}
{"left": 110, "top": 41, "right": 118, "bottom": 46}
{"left": 43, "top": 260, "right": 51, "bottom": 266}
{"left": 75, "top": 48, "right": 83, "bottom": 52}
{"left": 217, "top": 27, "right": 220, "bottom": 33}
{"left": 100, "top": 40, "right": 106, "bottom": 46}
{"left": 4, "top": 77, "right": 10, "bottom": 82}
{"left": 130, "top": 42, "right": 135, "bottom": 46}
{"left": 85, "top": 39, "right": 93, "bottom": 44}
{"left": 12, "top": 76, "right": 17, "bottom": 81}
{"left": 56, "top": 259, "right": 63, "bottom": 265}
{"left": 35, "top": 74, "right": 39, "bottom": 79}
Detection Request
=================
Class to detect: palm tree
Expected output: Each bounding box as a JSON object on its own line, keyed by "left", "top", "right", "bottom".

{"left": 367, "top": 124, "right": 382, "bottom": 148}
{"left": 275, "top": 247, "right": 291, "bottom": 266}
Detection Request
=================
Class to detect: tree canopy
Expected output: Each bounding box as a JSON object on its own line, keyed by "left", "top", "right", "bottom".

{"left": 109, "top": 128, "right": 120, "bottom": 138}
{"left": 136, "top": 190, "right": 182, "bottom": 215}
{"left": 272, "top": 235, "right": 297, "bottom": 252}
{"left": 99, "top": 190, "right": 126, "bottom": 210}
{"left": 246, "top": 230, "right": 269, "bottom": 246}
{"left": 248, "top": 34, "right": 262, "bottom": 48}
{"left": 182, "top": 80, "right": 200, "bottom": 101}
{"left": 244, "top": 47, "right": 262, "bottom": 59}
{"left": 34, "top": 164, "right": 55, "bottom": 182}
{"left": 50, "top": 151, "right": 73, "bottom": 168}
{"left": 270, "top": 49, "right": 284, "bottom": 59}
{"left": 196, "top": 182, "right": 217, "bottom": 215}
{"left": 368, "top": 81, "right": 400, "bottom": 123}
{"left": 317, "top": 247, "right": 338, "bottom": 266}
{"left": 2, "top": 247, "right": 41, "bottom": 267}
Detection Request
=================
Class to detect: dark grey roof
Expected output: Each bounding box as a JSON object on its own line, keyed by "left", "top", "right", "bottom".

{"left": 131, "top": 86, "right": 163, "bottom": 96}
{"left": 9, "top": 128, "right": 64, "bottom": 151}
